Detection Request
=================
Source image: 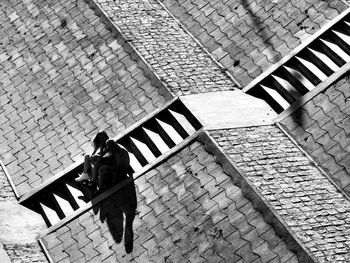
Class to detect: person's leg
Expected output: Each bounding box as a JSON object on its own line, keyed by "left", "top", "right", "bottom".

{"left": 124, "top": 209, "right": 136, "bottom": 253}
{"left": 75, "top": 155, "right": 91, "bottom": 182}
{"left": 83, "top": 155, "right": 91, "bottom": 173}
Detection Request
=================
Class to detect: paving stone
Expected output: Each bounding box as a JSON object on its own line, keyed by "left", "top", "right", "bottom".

{"left": 3, "top": 242, "right": 48, "bottom": 263}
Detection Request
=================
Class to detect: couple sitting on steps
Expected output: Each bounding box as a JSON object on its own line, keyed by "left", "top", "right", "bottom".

{"left": 75, "top": 131, "right": 130, "bottom": 191}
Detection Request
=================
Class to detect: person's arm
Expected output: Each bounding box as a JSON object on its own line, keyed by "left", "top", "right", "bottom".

{"left": 91, "top": 140, "right": 100, "bottom": 156}
{"left": 91, "top": 147, "right": 98, "bottom": 156}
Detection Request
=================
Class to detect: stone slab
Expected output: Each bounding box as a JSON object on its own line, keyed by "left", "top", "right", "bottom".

{"left": 180, "top": 90, "right": 277, "bottom": 129}
{"left": 0, "top": 201, "right": 46, "bottom": 244}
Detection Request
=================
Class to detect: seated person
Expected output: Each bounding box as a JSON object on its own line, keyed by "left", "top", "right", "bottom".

{"left": 75, "top": 131, "right": 109, "bottom": 183}
{"left": 96, "top": 139, "right": 130, "bottom": 191}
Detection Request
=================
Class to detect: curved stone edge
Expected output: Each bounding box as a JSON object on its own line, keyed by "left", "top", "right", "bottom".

{"left": 197, "top": 130, "right": 319, "bottom": 263}
{"left": 83, "top": 0, "right": 174, "bottom": 102}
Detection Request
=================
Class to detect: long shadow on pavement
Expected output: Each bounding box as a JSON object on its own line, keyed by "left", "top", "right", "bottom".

{"left": 84, "top": 178, "right": 137, "bottom": 254}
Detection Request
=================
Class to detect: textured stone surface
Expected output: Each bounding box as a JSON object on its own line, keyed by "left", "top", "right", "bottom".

{"left": 94, "top": 0, "right": 238, "bottom": 95}
{"left": 0, "top": 243, "right": 11, "bottom": 263}
{"left": 0, "top": 0, "right": 169, "bottom": 196}
{"left": 211, "top": 125, "right": 350, "bottom": 262}
{"left": 280, "top": 75, "right": 350, "bottom": 198}
{"left": 41, "top": 141, "right": 298, "bottom": 262}
{"left": 0, "top": 201, "right": 46, "bottom": 244}
{"left": 160, "top": 0, "right": 348, "bottom": 86}
{"left": 0, "top": 166, "right": 15, "bottom": 201}
{"left": 3, "top": 243, "right": 47, "bottom": 263}
{"left": 2, "top": 0, "right": 350, "bottom": 262}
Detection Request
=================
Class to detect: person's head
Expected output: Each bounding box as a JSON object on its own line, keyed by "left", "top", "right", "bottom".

{"left": 93, "top": 131, "right": 109, "bottom": 150}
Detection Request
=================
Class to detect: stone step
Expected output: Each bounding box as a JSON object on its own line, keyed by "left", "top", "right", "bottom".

{"left": 243, "top": 9, "right": 350, "bottom": 113}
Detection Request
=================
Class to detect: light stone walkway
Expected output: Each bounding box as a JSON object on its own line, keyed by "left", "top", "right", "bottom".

{"left": 211, "top": 125, "right": 350, "bottom": 262}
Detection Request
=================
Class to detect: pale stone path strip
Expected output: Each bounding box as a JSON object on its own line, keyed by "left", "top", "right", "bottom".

{"left": 211, "top": 125, "right": 350, "bottom": 262}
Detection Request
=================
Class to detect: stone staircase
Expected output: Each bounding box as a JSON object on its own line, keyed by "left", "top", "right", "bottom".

{"left": 3, "top": 0, "right": 350, "bottom": 262}
{"left": 19, "top": 98, "right": 202, "bottom": 227}
{"left": 244, "top": 9, "right": 350, "bottom": 113}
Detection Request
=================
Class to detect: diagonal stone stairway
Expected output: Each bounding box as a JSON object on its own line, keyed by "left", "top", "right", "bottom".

{"left": 243, "top": 9, "right": 350, "bottom": 113}
{"left": 19, "top": 98, "right": 202, "bottom": 227}
{"left": 160, "top": 0, "right": 349, "bottom": 87}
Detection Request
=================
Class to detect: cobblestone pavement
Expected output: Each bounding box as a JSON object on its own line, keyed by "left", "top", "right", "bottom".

{"left": 3, "top": 243, "right": 47, "bottom": 263}
{"left": 0, "top": 166, "right": 15, "bottom": 202}
{"left": 211, "top": 125, "right": 350, "bottom": 262}
{"left": 41, "top": 140, "right": 298, "bottom": 262}
{"left": 279, "top": 74, "right": 350, "bottom": 197}
{"left": 94, "top": 0, "right": 239, "bottom": 95}
{"left": 0, "top": 0, "right": 169, "bottom": 196}
{"left": 160, "top": 0, "right": 348, "bottom": 86}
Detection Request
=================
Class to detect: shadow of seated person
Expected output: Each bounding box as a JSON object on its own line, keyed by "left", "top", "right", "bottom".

{"left": 92, "top": 173, "right": 137, "bottom": 253}
{"left": 91, "top": 140, "right": 137, "bottom": 253}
